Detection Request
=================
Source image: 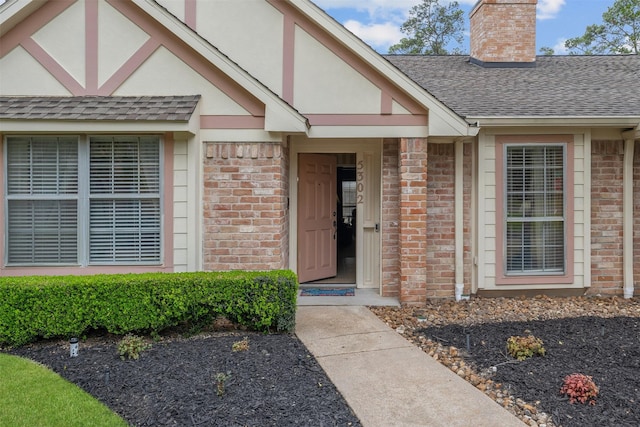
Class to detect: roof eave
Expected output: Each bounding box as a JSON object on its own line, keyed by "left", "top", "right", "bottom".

{"left": 0, "top": 0, "right": 47, "bottom": 37}
{"left": 0, "top": 119, "right": 198, "bottom": 135}
{"left": 465, "top": 116, "right": 640, "bottom": 128}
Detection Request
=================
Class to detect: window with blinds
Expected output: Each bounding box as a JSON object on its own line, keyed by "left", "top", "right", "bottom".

{"left": 89, "top": 137, "right": 161, "bottom": 263}
{"left": 505, "top": 145, "right": 565, "bottom": 274}
{"left": 6, "top": 137, "right": 79, "bottom": 264}
{"left": 5, "top": 135, "right": 162, "bottom": 266}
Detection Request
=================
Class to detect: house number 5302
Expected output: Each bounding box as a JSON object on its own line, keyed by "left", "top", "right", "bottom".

{"left": 356, "top": 160, "right": 364, "bottom": 204}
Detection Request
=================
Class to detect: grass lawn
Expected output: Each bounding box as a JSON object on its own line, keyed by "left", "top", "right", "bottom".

{"left": 0, "top": 353, "right": 128, "bottom": 427}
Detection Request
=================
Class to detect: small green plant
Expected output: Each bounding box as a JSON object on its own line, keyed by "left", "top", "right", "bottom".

{"left": 232, "top": 337, "right": 249, "bottom": 352}
{"left": 560, "top": 373, "right": 599, "bottom": 405}
{"left": 117, "top": 334, "right": 151, "bottom": 360}
{"left": 506, "top": 335, "right": 546, "bottom": 361}
{"left": 215, "top": 372, "right": 231, "bottom": 396}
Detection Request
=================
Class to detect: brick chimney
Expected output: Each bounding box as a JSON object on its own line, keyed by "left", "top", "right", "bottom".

{"left": 469, "top": 0, "right": 537, "bottom": 67}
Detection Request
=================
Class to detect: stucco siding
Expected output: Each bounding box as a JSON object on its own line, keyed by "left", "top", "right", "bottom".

{"left": 293, "top": 27, "right": 381, "bottom": 114}
{"left": 191, "top": 0, "right": 284, "bottom": 95}
{"left": 113, "top": 47, "right": 250, "bottom": 116}
{"left": 0, "top": 47, "right": 71, "bottom": 95}
{"left": 31, "top": 0, "right": 86, "bottom": 86}
{"left": 97, "top": 0, "right": 151, "bottom": 87}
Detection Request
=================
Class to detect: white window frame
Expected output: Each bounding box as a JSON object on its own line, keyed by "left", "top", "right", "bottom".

{"left": 4, "top": 135, "right": 163, "bottom": 267}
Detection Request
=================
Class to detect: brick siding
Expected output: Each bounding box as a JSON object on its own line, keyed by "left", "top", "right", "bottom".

{"left": 398, "top": 138, "right": 428, "bottom": 305}
{"left": 470, "top": 0, "right": 537, "bottom": 64}
{"left": 425, "top": 143, "right": 473, "bottom": 298}
{"left": 590, "top": 140, "right": 624, "bottom": 295}
{"left": 202, "top": 142, "right": 288, "bottom": 271}
{"left": 382, "top": 139, "right": 400, "bottom": 297}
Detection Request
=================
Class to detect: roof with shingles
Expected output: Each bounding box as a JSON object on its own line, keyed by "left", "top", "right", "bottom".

{"left": 384, "top": 55, "right": 640, "bottom": 119}
{"left": 0, "top": 95, "right": 201, "bottom": 121}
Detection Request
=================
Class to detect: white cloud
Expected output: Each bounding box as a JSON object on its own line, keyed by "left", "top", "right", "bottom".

{"left": 551, "top": 37, "right": 569, "bottom": 54}
{"left": 537, "top": 0, "right": 565, "bottom": 20}
{"left": 343, "top": 19, "right": 404, "bottom": 50}
{"left": 314, "top": 0, "right": 418, "bottom": 15}
{"left": 313, "top": 0, "right": 472, "bottom": 51}
{"left": 315, "top": 0, "right": 477, "bottom": 18}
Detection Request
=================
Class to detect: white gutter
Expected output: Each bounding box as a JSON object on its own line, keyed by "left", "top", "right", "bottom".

{"left": 622, "top": 125, "right": 640, "bottom": 299}
{"left": 623, "top": 137, "right": 634, "bottom": 299}
{"left": 454, "top": 139, "right": 467, "bottom": 301}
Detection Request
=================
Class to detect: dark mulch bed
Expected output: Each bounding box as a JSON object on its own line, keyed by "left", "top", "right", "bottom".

{"left": 6, "top": 332, "right": 360, "bottom": 426}
{"left": 417, "top": 316, "right": 640, "bottom": 427}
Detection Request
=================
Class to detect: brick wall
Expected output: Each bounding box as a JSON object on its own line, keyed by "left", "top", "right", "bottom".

{"left": 426, "top": 144, "right": 455, "bottom": 298}
{"left": 382, "top": 139, "right": 400, "bottom": 297}
{"left": 398, "top": 137, "right": 428, "bottom": 305}
{"left": 202, "top": 142, "right": 288, "bottom": 271}
{"left": 590, "top": 140, "right": 624, "bottom": 295}
{"left": 470, "top": 0, "right": 537, "bottom": 64}
{"left": 425, "top": 143, "right": 473, "bottom": 298}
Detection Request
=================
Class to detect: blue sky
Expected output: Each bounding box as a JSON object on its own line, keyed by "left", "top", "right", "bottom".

{"left": 313, "top": 0, "right": 615, "bottom": 54}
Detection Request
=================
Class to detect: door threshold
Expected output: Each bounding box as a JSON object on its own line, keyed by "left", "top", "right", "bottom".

{"left": 299, "top": 283, "right": 355, "bottom": 289}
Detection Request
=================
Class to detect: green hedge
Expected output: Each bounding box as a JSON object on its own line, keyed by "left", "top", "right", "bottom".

{"left": 0, "top": 270, "right": 298, "bottom": 347}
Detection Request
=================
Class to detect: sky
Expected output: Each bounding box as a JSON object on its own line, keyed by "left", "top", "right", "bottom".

{"left": 313, "top": 0, "right": 615, "bottom": 55}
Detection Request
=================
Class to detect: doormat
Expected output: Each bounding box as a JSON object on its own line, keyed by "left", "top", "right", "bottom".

{"left": 300, "top": 288, "right": 355, "bottom": 296}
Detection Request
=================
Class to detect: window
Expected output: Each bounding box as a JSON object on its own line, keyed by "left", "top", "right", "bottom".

{"left": 6, "top": 137, "right": 78, "bottom": 264}
{"left": 503, "top": 144, "right": 566, "bottom": 276}
{"left": 341, "top": 180, "right": 356, "bottom": 225}
{"left": 5, "top": 135, "right": 162, "bottom": 266}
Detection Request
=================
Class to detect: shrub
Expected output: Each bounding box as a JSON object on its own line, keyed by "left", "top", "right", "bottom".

{"left": 232, "top": 337, "right": 249, "bottom": 352}
{"left": 117, "top": 334, "right": 151, "bottom": 360}
{"left": 0, "top": 270, "right": 298, "bottom": 346}
{"left": 214, "top": 372, "right": 231, "bottom": 396}
{"left": 560, "top": 373, "right": 599, "bottom": 405}
{"left": 506, "top": 335, "right": 546, "bottom": 361}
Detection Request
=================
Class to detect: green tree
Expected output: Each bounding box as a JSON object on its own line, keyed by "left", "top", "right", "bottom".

{"left": 539, "top": 46, "right": 555, "bottom": 56}
{"left": 388, "top": 0, "right": 464, "bottom": 55}
{"left": 542, "top": 0, "right": 639, "bottom": 55}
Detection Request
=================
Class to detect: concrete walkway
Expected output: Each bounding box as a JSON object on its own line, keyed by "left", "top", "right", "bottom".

{"left": 296, "top": 306, "right": 525, "bottom": 427}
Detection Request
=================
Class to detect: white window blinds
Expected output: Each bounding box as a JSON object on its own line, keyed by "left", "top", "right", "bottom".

{"left": 505, "top": 145, "right": 565, "bottom": 274}
{"left": 89, "top": 136, "right": 161, "bottom": 263}
{"left": 6, "top": 137, "right": 79, "bottom": 264}
{"left": 4, "top": 135, "right": 162, "bottom": 266}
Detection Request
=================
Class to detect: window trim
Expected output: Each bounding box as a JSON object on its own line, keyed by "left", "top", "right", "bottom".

{"left": 1, "top": 133, "right": 174, "bottom": 275}
{"left": 495, "top": 135, "right": 574, "bottom": 285}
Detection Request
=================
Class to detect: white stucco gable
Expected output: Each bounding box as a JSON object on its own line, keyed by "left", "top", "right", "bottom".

{"left": 131, "top": 0, "right": 308, "bottom": 133}
{"left": 0, "top": 0, "right": 308, "bottom": 135}
{"left": 150, "top": 0, "right": 475, "bottom": 138}
{"left": 288, "top": 0, "right": 476, "bottom": 137}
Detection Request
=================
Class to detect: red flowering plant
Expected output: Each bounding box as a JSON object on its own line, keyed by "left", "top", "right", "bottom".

{"left": 560, "top": 373, "right": 599, "bottom": 405}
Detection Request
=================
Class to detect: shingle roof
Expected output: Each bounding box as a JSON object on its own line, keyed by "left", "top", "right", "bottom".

{"left": 384, "top": 55, "right": 640, "bottom": 119}
{"left": 0, "top": 96, "right": 201, "bottom": 121}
